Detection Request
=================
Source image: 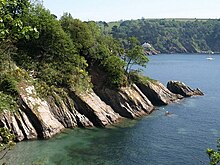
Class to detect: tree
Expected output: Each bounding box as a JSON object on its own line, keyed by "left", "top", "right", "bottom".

{"left": 60, "top": 13, "right": 95, "bottom": 58}
{"left": 15, "top": 5, "right": 90, "bottom": 91}
{"left": 123, "top": 37, "right": 149, "bottom": 73}
{"left": 207, "top": 139, "right": 220, "bottom": 165}
{"left": 0, "top": 0, "right": 39, "bottom": 70}
{"left": 0, "top": 0, "right": 38, "bottom": 41}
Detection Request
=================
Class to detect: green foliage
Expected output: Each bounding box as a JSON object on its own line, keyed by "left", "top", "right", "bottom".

{"left": 0, "top": 0, "right": 39, "bottom": 41}
{"left": 60, "top": 14, "right": 127, "bottom": 88}
{"left": 110, "top": 19, "right": 220, "bottom": 53}
{"left": 207, "top": 139, "right": 220, "bottom": 165}
{"left": 14, "top": 5, "right": 91, "bottom": 93}
{"left": 60, "top": 13, "right": 95, "bottom": 57}
{"left": 0, "top": 74, "right": 18, "bottom": 97}
{"left": 0, "top": 66, "right": 30, "bottom": 113}
{"left": 101, "top": 56, "right": 126, "bottom": 87}
{"left": 128, "top": 70, "right": 156, "bottom": 85}
{"left": 0, "top": 92, "right": 18, "bottom": 113}
{"left": 0, "top": 41, "right": 17, "bottom": 71}
{"left": 123, "top": 37, "right": 149, "bottom": 73}
{"left": 0, "top": 127, "right": 15, "bottom": 150}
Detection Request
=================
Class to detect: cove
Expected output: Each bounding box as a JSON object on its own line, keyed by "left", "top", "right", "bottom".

{"left": 1, "top": 54, "right": 220, "bottom": 165}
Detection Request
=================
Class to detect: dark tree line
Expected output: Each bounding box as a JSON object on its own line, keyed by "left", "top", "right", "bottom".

{"left": 109, "top": 19, "right": 220, "bottom": 53}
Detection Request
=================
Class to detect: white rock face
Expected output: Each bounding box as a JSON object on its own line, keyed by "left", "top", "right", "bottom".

{"left": 20, "top": 86, "right": 64, "bottom": 138}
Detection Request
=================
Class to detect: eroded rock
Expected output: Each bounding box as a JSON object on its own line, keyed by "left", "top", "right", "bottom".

{"left": 167, "top": 81, "right": 204, "bottom": 97}
{"left": 94, "top": 84, "right": 154, "bottom": 119}
{"left": 48, "top": 93, "right": 93, "bottom": 128}
{"left": 69, "top": 90, "right": 121, "bottom": 127}
{"left": 136, "top": 80, "right": 183, "bottom": 106}
{"left": 19, "top": 85, "right": 64, "bottom": 139}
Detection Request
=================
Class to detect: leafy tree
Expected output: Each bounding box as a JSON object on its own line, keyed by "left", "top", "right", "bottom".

{"left": 14, "top": 4, "right": 91, "bottom": 92}
{"left": 0, "top": 0, "right": 38, "bottom": 41}
{"left": 60, "top": 14, "right": 126, "bottom": 88}
{"left": 60, "top": 13, "right": 95, "bottom": 58}
{"left": 207, "top": 139, "right": 220, "bottom": 165}
{"left": 0, "top": 0, "right": 39, "bottom": 70}
{"left": 123, "top": 37, "right": 149, "bottom": 73}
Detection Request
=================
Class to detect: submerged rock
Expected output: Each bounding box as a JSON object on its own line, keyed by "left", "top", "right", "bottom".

{"left": 167, "top": 81, "right": 204, "bottom": 97}
{"left": 136, "top": 80, "right": 183, "bottom": 106}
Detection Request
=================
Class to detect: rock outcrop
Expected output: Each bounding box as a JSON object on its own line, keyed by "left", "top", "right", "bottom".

{"left": 69, "top": 91, "right": 121, "bottom": 127}
{"left": 0, "top": 110, "right": 37, "bottom": 141}
{"left": 19, "top": 85, "right": 65, "bottom": 139}
{"left": 136, "top": 80, "right": 183, "bottom": 106}
{"left": 167, "top": 81, "right": 204, "bottom": 97}
{"left": 47, "top": 93, "right": 93, "bottom": 128}
{"left": 0, "top": 78, "right": 204, "bottom": 141}
{"left": 0, "top": 84, "right": 122, "bottom": 140}
{"left": 94, "top": 84, "right": 154, "bottom": 118}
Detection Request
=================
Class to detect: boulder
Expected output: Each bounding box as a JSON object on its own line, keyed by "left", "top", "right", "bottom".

{"left": 136, "top": 80, "right": 183, "bottom": 106}
{"left": 167, "top": 81, "right": 204, "bottom": 97}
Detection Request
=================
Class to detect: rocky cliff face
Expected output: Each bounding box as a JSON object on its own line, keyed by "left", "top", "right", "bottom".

{"left": 0, "top": 79, "right": 203, "bottom": 141}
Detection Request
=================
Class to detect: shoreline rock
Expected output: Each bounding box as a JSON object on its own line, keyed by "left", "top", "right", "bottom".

{"left": 136, "top": 80, "right": 183, "bottom": 106}
{"left": 0, "top": 79, "right": 204, "bottom": 142}
{"left": 93, "top": 84, "right": 154, "bottom": 119}
{"left": 167, "top": 81, "right": 204, "bottom": 97}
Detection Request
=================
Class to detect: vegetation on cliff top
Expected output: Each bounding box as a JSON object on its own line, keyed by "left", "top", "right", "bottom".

{"left": 108, "top": 18, "right": 220, "bottom": 54}
{"left": 0, "top": 0, "right": 148, "bottom": 114}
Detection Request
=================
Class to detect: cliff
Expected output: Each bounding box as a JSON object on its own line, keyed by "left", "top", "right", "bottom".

{"left": 0, "top": 75, "right": 203, "bottom": 141}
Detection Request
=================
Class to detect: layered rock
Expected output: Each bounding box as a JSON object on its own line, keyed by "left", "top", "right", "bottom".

{"left": 0, "top": 77, "right": 204, "bottom": 142}
{"left": 167, "top": 81, "right": 204, "bottom": 97}
{"left": 136, "top": 80, "right": 183, "bottom": 106}
{"left": 0, "top": 84, "right": 121, "bottom": 140}
{"left": 0, "top": 110, "right": 37, "bottom": 141}
{"left": 19, "top": 85, "right": 65, "bottom": 139}
{"left": 94, "top": 84, "right": 154, "bottom": 119}
{"left": 47, "top": 93, "right": 93, "bottom": 128}
{"left": 69, "top": 91, "right": 121, "bottom": 127}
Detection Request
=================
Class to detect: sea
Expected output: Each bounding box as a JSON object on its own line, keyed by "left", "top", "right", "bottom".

{"left": 1, "top": 54, "right": 220, "bottom": 165}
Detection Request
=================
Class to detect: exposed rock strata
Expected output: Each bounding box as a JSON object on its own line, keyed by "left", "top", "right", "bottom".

{"left": 19, "top": 85, "right": 65, "bottom": 139}
{"left": 47, "top": 93, "right": 93, "bottom": 128}
{"left": 0, "top": 79, "right": 203, "bottom": 141}
{"left": 93, "top": 84, "right": 154, "bottom": 118}
{"left": 136, "top": 80, "right": 183, "bottom": 106}
{"left": 167, "top": 81, "right": 204, "bottom": 97}
{"left": 69, "top": 91, "right": 121, "bottom": 127}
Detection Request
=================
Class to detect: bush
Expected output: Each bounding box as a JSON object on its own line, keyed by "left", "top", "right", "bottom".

{"left": 207, "top": 139, "right": 220, "bottom": 165}
{"left": 0, "top": 92, "right": 18, "bottom": 113}
{"left": 101, "top": 56, "right": 127, "bottom": 87}
{"left": 128, "top": 70, "right": 156, "bottom": 85}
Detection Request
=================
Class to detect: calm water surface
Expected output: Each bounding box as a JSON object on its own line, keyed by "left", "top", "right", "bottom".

{"left": 1, "top": 54, "right": 220, "bottom": 165}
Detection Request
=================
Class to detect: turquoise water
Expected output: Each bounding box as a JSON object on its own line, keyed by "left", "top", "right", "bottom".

{"left": 1, "top": 54, "right": 220, "bottom": 165}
